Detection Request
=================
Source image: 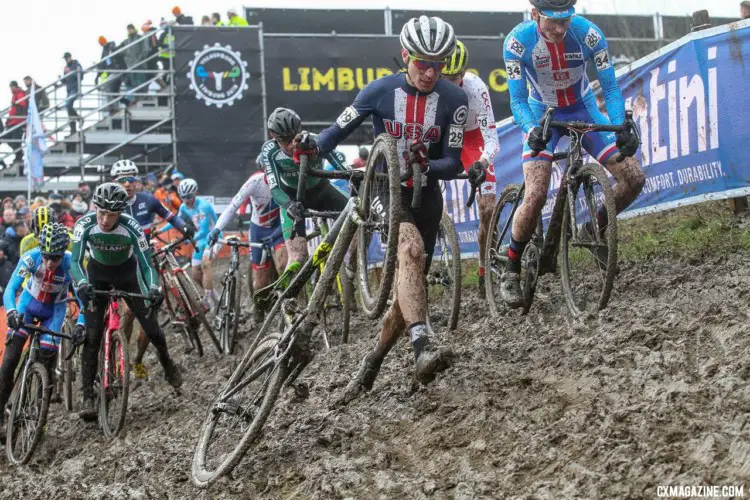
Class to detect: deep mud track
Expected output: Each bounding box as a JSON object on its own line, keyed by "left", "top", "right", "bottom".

{"left": 1, "top": 255, "right": 749, "bottom": 499}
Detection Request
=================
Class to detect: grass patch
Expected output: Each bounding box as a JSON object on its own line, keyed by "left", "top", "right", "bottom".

{"left": 617, "top": 201, "right": 750, "bottom": 262}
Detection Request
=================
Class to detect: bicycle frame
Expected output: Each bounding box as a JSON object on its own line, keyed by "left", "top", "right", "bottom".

{"left": 102, "top": 299, "right": 123, "bottom": 394}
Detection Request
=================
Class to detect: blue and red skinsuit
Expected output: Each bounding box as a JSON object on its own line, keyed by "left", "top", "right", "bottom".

{"left": 503, "top": 16, "right": 626, "bottom": 164}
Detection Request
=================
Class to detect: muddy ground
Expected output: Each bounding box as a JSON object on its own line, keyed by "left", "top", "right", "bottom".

{"left": 1, "top": 254, "right": 749, "bottom": 499}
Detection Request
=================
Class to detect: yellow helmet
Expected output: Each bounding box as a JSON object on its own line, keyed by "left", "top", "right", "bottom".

{"left": 31, "top": 206, "right": 57, "bottom": 236}
{"left": 443, "top": 39, "right": 468, "bottom": 75}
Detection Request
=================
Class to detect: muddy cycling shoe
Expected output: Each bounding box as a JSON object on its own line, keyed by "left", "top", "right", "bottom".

{"left": 500, "top": 271, "right": 525, "bottom": 308}
{"left": 336, "top": 353, "right": 384, "bottom": 407}
{"left": 132, "top": 362, "right": 149, "bottom": 382}
{"left": 414, "top": 344, "right": 454, "bottom": 385}
{"left": 78, "top": 396, "right": 97, "bottom": 421}
{"left": 163, "top": 359, "right": 183, "bottom": 389}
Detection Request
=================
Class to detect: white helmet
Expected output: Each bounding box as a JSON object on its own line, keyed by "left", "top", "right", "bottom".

{"left": 178, "top": 178, "right": 199, "bottom": 197}
{"left": 400, "top": 16, "right": 456, "bottom": 60}
{"left": 110, "top": 159, "right": 139, "bottom": 178}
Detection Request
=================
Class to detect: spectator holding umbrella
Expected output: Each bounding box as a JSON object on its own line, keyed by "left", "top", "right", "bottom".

{"left": 62, "top": 52, "right": 83, "bottom": 135}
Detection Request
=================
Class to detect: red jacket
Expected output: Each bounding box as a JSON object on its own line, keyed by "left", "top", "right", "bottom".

{"left": 58, "top": 211, "right": 75, "bottom": 229}
{"left": 7, "top": 88, "right": 28, "bottom": 128}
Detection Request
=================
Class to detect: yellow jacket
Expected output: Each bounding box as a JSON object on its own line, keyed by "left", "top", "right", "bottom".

{"left": 228, "top": 15, "right": 249, "bottom": 27}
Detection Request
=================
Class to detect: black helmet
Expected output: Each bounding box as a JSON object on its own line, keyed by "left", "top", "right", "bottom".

{"left": 267, "top": 107, "right": 301, "bottom": 140}
{"left": 39, "top": 222, "right": 69, "bottom": 256}
{"left": 92, "top": 182, "right": 129, "bottom": 211}
{"left": 31, "top": 206, "right": 58, "bottom": 236}
{"left": 530, "top": 0, "right": 577, "bottom": 13}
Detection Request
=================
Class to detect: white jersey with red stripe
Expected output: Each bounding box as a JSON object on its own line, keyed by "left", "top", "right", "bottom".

{"left": 461, "top": 72, "right": 499, "bottom": 165}
{"left": 503, "top": 16, "right": 625, "bottom": 134}
{"left": 215, "top": 171, "right": 280, "bottom": 231}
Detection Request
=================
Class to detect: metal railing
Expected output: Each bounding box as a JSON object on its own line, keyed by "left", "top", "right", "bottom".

{"left": 0, "top": 27, "right": 175, "bottom": 183}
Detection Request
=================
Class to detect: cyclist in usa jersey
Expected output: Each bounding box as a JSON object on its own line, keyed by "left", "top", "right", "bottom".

{"left": 500, "top": 0, "right": 644, "bottom": 307}
{"left": 442, "top": 40, "right": 500, "bottom": 298}
{"left": 295, "top": 16, "right": 467, "bottom": 401}
{"left": 207, "top": 170, "right": 287, "bottom": 322}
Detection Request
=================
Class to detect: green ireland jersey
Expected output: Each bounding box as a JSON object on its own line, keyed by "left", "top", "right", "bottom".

{"left": 261, "top": 136, "right": 347, "bottom": 208}
{"left": 70, "top": 212, "right": 158, "bottom": 289}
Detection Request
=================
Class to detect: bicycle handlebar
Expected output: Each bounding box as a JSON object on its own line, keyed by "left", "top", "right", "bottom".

{"left": 306, "top": 167, "right": 365, "bottom": 182}
{"left": 92, "top": 289, "right": 150, "bottom": 300}
{"left": 219, "top": 238, "right": 251, "bottom": 248}
{"left": 151, "top": 235, "right": 193, "bottom": 257}
{"left": 20, "top": 323, "right": 73, "bottom": 341}
{"left": 455, "top": 172, "right": 480, "bottom": 208}
{"left": 534, "top": 108, "right": 637, "bottom": 163}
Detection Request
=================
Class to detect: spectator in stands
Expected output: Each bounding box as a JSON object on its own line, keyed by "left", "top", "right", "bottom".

{"left": 13, "top": 195, "right": 26, "bottom": 212}
{"left": 742, "top": 1, "right": 750, "bottom": 19}
{"left": 123, "top": 24, "right": 148, "bottom": 101}
{"left": 155, "top": 174, "right": 181, "bottom": 212}
{"left": 172, "top": 6, "right": 194, "bottom": 25}
{"left": 171, "top": 171, "right": 184, "bottom": 187}
{"left": 201, "top": 15, "right": 212, "bottom": 26}
{"left": 351, "top": 147, "right": 369, "bottom": 169}
{"left": 29, "top": 196, "right": 47, "bottom": 211}
{"left": 0, "top": 239, "right": 14, "bottom": 292}
{"left": 62, "top": 52, "right": 83, "bottom": 135}
{"left": 211, "top": 13, "right": 223, "bottom": 26}
{"left": 78, "top": 181, "right": 92, "bottom": 203}
{"left": 145, "top": 173, "right": 158, "bottom": 192}
{"left": 23, "top": 76, "right": 49, "bottom": 112}
{"left": 48, "top": 193, "right": 75, "bottom": 228}
{"left": 227, "top": 8, "right": 249, "bottom": 26}
{"left": 96, "top": 36, "right": 126, "bottom": 109}
{"left": 2, "top": 220, "right": 28, "bottom": 264}
{"left": 4, "top": 81, "right": 28, "bottom": 164}
{"left": 135, "top": 176, "right": 144, "bottom": 192}
{"left": 2, "top": 198, "right": 13, "bottom": 211}
{"left": 142, "top": 21, "right": 162, "bottom": 88}
{"left": 70, "top": 193, "right": 89, "bottom": 221}
{"left": 1, "top": 207, "right": 15, "bottom": 234}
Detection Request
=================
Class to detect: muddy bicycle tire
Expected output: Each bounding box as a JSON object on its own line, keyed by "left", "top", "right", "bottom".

{"left": 220, "top": 275, "right": 241, "bottom": 355}
{"left": 99, "top": 330, "right": 130, "bottom": 440}
{"left": 485, "top": 184, "right": 522, "bottom": 318}
{"left": 60, "top": 322, "right": 75, "bottom": 412}
{"left": 561, "top": 162, "right": 618, "bottom": 316}
{"left": 164, "top": 281, "right": 203, "bottom": 357}
{"left": 6, "top": 362, "right": 51, "bottom": 465}
{"left": 192, "top": 332, "right": 289, "bottom": 487}
{"left": 356, "top": 134, "right": 402, "bottom": 319}
{"left": 176, "top": 271, "right": 221, "bottom": 355}
{"left": 428, "top": 212, "right": 462, "bottom": 333}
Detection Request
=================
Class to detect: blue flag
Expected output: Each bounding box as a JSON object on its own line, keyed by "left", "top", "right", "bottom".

{"left": 24, "top": 83, "right": 47, "bottom": 189}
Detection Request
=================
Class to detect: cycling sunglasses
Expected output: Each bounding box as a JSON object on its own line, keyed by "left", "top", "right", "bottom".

{"left": 116, "top": 176, "right": 138, "bottom": 184}
{"left": 41, "top": 253, "right": 63, "bottom": 262}
{"left": 409, "top": 56, "right": 447, "bottom": 72}
{"left": 181, "top": 194, "right": 196, "bottom": 200}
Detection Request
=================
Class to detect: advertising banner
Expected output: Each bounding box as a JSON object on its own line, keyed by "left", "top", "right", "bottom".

{"left": 263, "top": 35, "right": 511, "bottom": 128}
{"left": 173, "top": 26, "right": 265, "bottom": 196}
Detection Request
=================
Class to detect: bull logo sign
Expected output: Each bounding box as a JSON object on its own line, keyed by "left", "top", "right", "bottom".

{"left": 188, "top": 43, "right": 250, "bottom": 108}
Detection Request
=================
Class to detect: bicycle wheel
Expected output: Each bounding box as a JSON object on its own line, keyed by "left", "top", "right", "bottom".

{"left": 426, "top": 213, "right": 462, "bottom": 333}
{"left": 486, "top": 184, "right": 521, "bottom": 317}
{"left": 561, "top": 163, "right": 618, "bottom": 317}
{"left": 6, "top": 362, "right": 51, "bottom": 465}
{"left": 221, "top": 275, "right": 241, "bottom": 355}
{"left": 99, "top": 330, "right": 130, "bottom": 439}
{"left": 177, "top": 271, "right": 222, "bottom": 355}
{"left": 192, "top": 332, "right": 291, "bottom": 487}
{"left": 59, "top": 331, "right": 75, "bottom": 412}
{"left": 319, "top": 265, "right": 353, "bottom": 346}
{"left": 164, "top": 281, "right": 203, "bottom": 357}
{"left": 356, "top": 134, "right": 402, "bottom": 319}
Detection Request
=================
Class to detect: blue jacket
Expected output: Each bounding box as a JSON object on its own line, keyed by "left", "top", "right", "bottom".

{"left": 63, "top": 60, "right": 83, "bottom": 94}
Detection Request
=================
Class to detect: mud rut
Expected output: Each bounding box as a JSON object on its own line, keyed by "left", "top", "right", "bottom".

{"left": 1, "top": 255, "right": 749, "bottom": 499}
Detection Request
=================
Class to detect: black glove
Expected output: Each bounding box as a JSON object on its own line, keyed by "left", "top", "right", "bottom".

{"left": 293, "top": 132, "right": 318, "bottom": 166}
{"left": 182, "top": 224, "right": 195, "bottom": 239}
{"left": 76, "top": 283, "right": 94, "bottom": 305}
{"left": 286, "top": 201, "right": 305, "bottom": 222}
{"left": 148, "top": 288, "right": 164, "bottom": 308}
{"left": 467, "top": 161, "right": 487, "bottom": 187}
{"left": 527, "top": 126, "right": 551, "bottom": 155}
{"left": 408, "top": 140, "right": 429, "bottom": 173}
{"left": 71, "top": 324, "right": 87, "bottom": 348}
{"left": 7, "top": 310, "right": 23, "bottom": 330}
{"left": 616, "top": 125, "right": 640, "bottom": 158}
